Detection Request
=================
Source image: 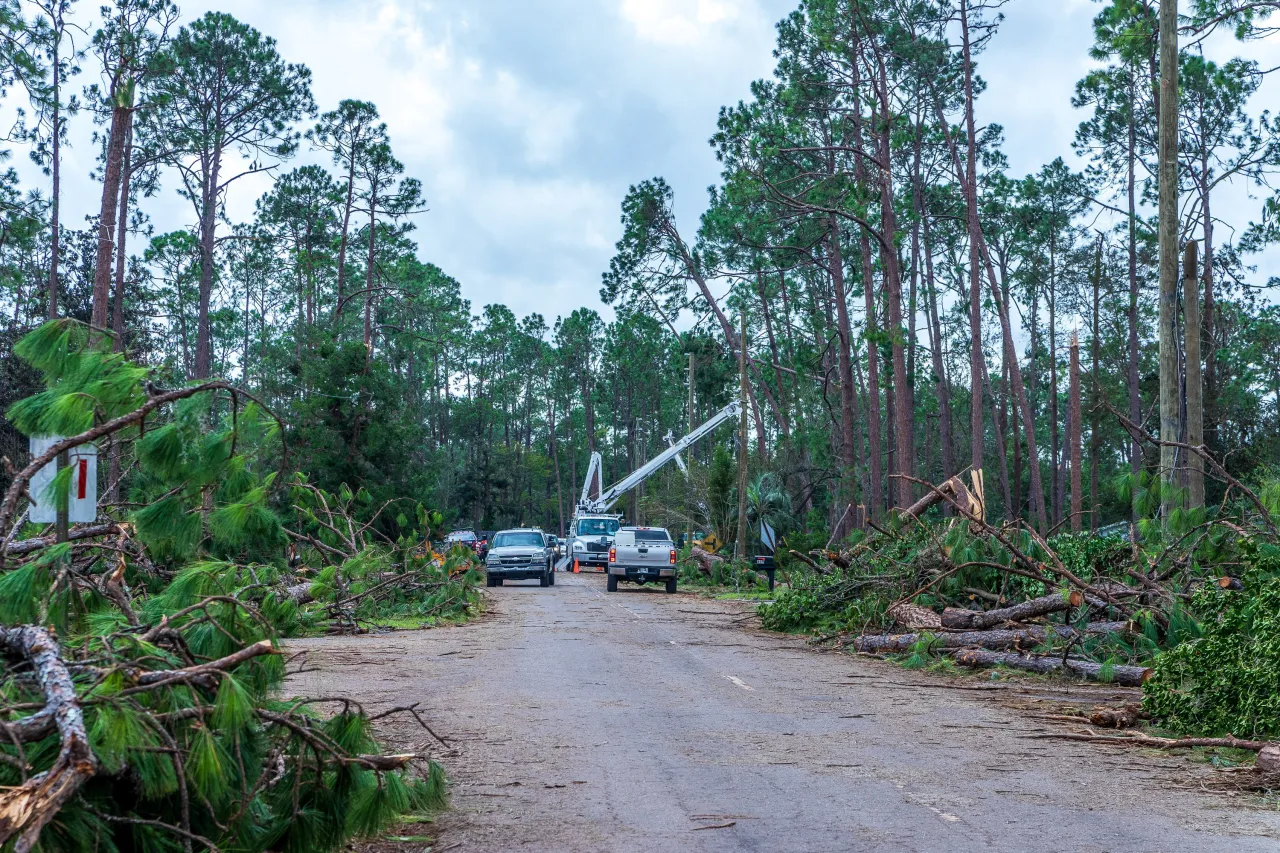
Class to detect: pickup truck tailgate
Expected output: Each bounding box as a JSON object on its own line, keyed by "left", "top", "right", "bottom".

{"left": 613, "top": 530, "right": 673, "bottom": 566}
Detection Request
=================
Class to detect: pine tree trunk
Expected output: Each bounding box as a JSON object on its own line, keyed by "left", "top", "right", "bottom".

{"left": 47, "top": 46, "right": 61, "bottom": 320}
{"left": 828, "top": 217, "right": 863, "bottom": 533}
{"left": 111, "top": 125, "right": 134, "bottom": 354}
{"left": 1157, "top": 0, "right": 1181, "bottom": 523}
{"left": 194, "top": 153, "right": 222, "bottom": 380}
{"left": 922, "top": 189, "right": 954, "bottom": 490}
{"left": 1070, "top": 331, "right": 1083, "bottom": 532}
{"left": 91, "top": 103, "right": 131, "bottom": 334}
{"left": 961, "top": 0, "right": 985, "bottom": 481}
{"left": 1183, "top": 240, "right": 1204, "bottom": 510}
{"left": 875, "top": 56, "right": 913, "bottom": 509}
{"left": 1201, "top": 160, "right": 1216, "bottom": 456}
{"left": 1127, "top": 83, "right": 1143, "bottom": 525}
{"left": 1049, "top": 239, "right": 1062, "bottom": 528}
{"left": 1090, "top": 236, "right": 1103, "bottom": 529}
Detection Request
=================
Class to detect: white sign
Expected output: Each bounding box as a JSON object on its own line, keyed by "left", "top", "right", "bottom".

{"left": 28, "top": 436, "right": 98, "bottom": 524}
{"left": 761, "top": 520, "right": 777, "bottom": 553}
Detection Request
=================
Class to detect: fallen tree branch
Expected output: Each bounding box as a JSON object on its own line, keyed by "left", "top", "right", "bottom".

{"left": 1030, "top": 729, "right": 1270, "bottom": 752}
{"left": 0, "top": 627, "right": 98, "bottom": 852}
{"left": 787, "top": 549, "right": 828, "bottom": 574}
{"left": 6, "top": 522, "right": 122, "bottom": 556}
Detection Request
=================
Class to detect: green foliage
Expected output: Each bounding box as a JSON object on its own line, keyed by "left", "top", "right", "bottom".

{"left": 1143, "top": 547, "right": 1280, "bottom": 739}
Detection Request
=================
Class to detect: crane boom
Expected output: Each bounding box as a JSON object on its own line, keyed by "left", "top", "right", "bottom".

{"left": 557, "top": 400, "right": 741, "bottom": 572}
{"left": 582, "top": 400, "right": 741, "bottom": 513}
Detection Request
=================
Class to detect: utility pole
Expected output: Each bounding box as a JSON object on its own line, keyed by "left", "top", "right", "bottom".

{"left": 1158, "top": 0, "right": 1181, "bottom": 525}
{"left": 1183, "top": 240, "right": 1204, "bottom": 510}
{"left": 687, "top": 353, "right": 695, "bottom": 547}
{"left": 736, "top": 311, "right": 749, "bottom": 563}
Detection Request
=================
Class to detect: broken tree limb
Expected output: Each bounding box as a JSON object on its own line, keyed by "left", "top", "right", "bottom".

{"left": 1032, "top": 729, "right": 1271, "bottom": 752}
{"left": 0, "top": 626, "right": 98, "bottom": 852}
{"left": 127, "top": 638, "right": 280, "bottom": 691}
{"left": 949, "top": 648, "right": 1151, "bottom": 687}
{"left": 6, "top": 522, "right": 122, "bottom": 556}
{"left": 902, "top": 474, "right": 978, "bottom": 519}
{"left": 787, "top": 549, "right": 828, "bottom": 574}
{"left": 940, "top": 592, "right": 1073, "bottom": 629}
{"left": 852, "top": 622, "right": 1130, "bottom": 654}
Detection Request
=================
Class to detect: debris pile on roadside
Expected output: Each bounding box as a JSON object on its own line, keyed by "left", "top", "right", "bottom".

{"left": 758, "top": 469, "right": 1280, "bottom": 772}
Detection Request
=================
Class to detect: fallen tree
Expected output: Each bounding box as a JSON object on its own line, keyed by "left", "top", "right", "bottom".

{"left": 852, "top": 621, "right": 1131, "bottom": 654}
{"left": 950, "top": 648, "right": 1151, "bottom": 687}
{"left": 939, "top": 591, "right": 1073, "bottom": 629}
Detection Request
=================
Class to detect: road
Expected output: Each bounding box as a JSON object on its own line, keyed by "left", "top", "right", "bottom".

{"left": 287, "top": 572, "right": 1280, "bottom": 853}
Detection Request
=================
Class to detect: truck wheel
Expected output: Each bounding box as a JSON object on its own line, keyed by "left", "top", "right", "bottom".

{"left": 494, "top": 578, "right": 504, "bottom": 586}
{"left": 665, "top": 578, "right": 677, "bottom": 594}
{"left": 539, "top": 570, "right": 550, "bottom": 587}
{"left": 486, "top": 576, "right": 495, "bottom": 588}
{"left": 606, "top": 574, "right": 618, "bottom": 593}
{"left": 548, "top": 565, "right": 556, "bottom": 585}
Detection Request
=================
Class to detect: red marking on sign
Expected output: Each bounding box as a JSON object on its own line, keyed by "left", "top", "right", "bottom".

{"left": 77, "top": 458, "right": 87, "bottom": 500}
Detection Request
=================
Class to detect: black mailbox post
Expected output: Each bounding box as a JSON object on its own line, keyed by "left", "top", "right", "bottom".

{"left": 753, "top": 554, "right": 777, "bottom": 591}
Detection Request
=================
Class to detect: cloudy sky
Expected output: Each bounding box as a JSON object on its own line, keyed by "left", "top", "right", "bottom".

{"left": 42, "top": 0, "right": 1280, "bottom": 323}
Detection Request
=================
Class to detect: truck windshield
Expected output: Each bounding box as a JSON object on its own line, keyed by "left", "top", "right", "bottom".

{"left": 492, "top": 532, "right": 544, "bottom": 548}
{"left": 576, "top": 518, "right": 620, "bottom": 537}
{"left": 633, "top": 529, "right": 670, "bottom": 542}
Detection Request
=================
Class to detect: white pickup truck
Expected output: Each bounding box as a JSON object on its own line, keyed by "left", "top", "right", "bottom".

{"left": 607, "top": 527, "right": 678, "bottom": 593}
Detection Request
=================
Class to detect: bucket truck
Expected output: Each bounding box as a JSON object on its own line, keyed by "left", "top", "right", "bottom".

{"left": 557, "top": 400, "right": 741, "bottom": 572}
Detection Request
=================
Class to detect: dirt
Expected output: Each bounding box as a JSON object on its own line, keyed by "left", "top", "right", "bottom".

{"left": 285, "top": 572, "right": 1280, "bottom": 852}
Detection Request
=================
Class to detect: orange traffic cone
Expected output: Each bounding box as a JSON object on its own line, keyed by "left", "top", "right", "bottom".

{"left": 573, "top": 560, "right": 580, "bottom": 573}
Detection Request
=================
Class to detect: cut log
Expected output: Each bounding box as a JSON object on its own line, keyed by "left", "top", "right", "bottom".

{"left": 853, "top": 622, "right": 1130, "bottom": 654}
{"left": 0, "top": 627, "right": 98, "bottom": 852}
{"left": 949, "top": 648, "right": 1151, "bottom": 687}
{"left": 1088, "top": 703, "right": 1143, "bottom": 729}
{"left": 940, "top": 592, "right": 1072, "bottom": 629}
{"left": 690, "top": 546, "right": 723, "bottom": 576}
{"left": 886, "top": 602, "right": 941, "bottom": 630}
{"left": 1256, "top": 744, "right": 1280, "bottom": 772}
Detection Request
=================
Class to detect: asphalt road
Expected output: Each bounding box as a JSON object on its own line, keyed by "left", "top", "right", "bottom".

{"left": 287, "top": 572, "right": 1280, "bottom": 852}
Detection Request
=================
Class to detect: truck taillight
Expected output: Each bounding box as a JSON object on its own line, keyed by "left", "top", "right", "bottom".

{"left": 609, "top": 547, "right": 616, "bottom": 562}
{"left": 669, "top": 549, "right": 677, "bottom": 564}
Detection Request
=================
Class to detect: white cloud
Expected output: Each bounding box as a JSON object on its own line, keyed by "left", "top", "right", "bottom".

{"left": 619, "top": 0, "right": 744, "bottom": 46}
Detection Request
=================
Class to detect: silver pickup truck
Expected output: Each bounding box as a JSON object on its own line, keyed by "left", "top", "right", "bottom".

{"left": 607, "top": 527, "right": 678, "bottom": 593}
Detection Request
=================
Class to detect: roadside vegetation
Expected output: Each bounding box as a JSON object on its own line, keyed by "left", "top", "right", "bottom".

{"left": 0, "top": 323, "right": 466, "bottom": 850}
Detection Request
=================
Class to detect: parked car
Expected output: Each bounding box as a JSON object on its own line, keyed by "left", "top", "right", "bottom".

{"left": 607, "top": 527, "right": 677, "bottom": 593}
{"left": 485, "top": 529, "right": 556, "bottom": 587}
{"left": 444, "top": 530, "right": 482, "bottom": 556}
{"left": 544, "top": 532, "right": 562, "bottom": 562}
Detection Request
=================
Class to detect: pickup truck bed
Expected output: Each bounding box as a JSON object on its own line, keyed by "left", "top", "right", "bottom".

{"left": 608, "top": 528, "right": 677, "bottom": 593}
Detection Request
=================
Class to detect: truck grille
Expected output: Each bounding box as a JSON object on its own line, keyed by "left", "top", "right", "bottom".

{"left": 498, "top": 556, "right": 533, "bottom": 565}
